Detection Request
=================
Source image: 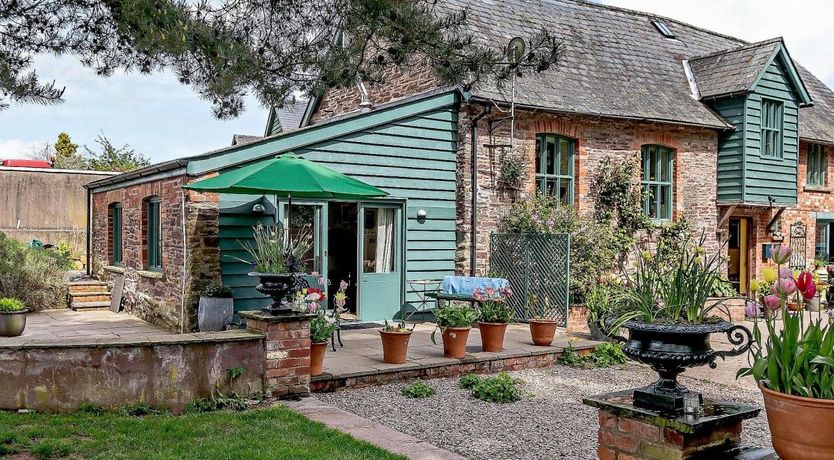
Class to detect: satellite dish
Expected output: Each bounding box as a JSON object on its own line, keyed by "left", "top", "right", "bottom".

{"left": 506, "top": 37, "right": 526, "bottom": 64}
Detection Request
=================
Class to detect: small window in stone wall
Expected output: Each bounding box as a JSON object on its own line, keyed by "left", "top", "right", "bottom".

{"left": 535, "top": 134, "right": 575, "bottom": 205}
{"left": 143, "top": 197, "right": 162, "bottom": 270}
{"left": 641, "top": 145, "right": 674, "bottom": 221}
{"left": 807, "top": 144, "right": 826, "bottom": 187}
{"left": 109, "top": 203, "right": 123, "bottom": 265}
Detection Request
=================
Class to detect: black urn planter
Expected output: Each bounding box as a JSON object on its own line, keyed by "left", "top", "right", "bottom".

{"left": 250, "top": 272, "right": 309, "bottom": 315}
{"left": 619, "top": 320, "right": 752, "bottom": 413}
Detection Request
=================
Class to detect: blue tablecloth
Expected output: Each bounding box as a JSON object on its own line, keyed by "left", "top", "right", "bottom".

{"left": 441, "top": 276, "right": 509, "bottom": 296}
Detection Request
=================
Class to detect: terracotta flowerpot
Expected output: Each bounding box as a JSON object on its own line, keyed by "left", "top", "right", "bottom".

{"left": 529, "top": 319, "right": 557, "bottom": 346}
{"left": 787, "top": 302, "right": 802, "bottom": 312}
{"left": 379, "top": 329, "right": 412, "bottom": 364}
{"left": 310, "top": 341, "right": 328, "bottom": 376}
{"left": 760, "top": 382, "right": 834, "bottom": 460}
{"left": 478, "top": 322, "right": 508, "bottom": 352}
{"left": 441, "top": 327, "right": 470, "bottom": 358}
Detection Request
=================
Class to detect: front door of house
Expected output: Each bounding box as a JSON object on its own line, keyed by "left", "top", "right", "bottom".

{"left": 728, "top": 218, "right": 750, "bottom": 295}
{"left": 357, "top": 203, "right": 403, "bottom": 321}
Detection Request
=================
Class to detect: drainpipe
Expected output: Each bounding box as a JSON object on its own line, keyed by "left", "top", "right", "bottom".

{"left": 470, "top": 104, "right": 490, "bottom": 276}
{"left": 180, "top": 188, "right": 188, "bottom": 334}
{"left": 85, "top": 188, "right": 92, "bottom": 276}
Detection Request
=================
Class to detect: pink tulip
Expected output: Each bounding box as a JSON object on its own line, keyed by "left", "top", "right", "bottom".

{"left": 763, "top": 294, "right": 781, "bottom": 310}
{"left": 802, "top": 283, "right": 817, "bottom": 301}
{"left": 796, "top": 272, "right": 813, "bottom": 292}
{"left": 771, "top": 245, "right": 792, "bottom": 265}
{"left": 779, "top": 268, "right": 794, "bottom": 280}
{"left": 778, "top": 278, "right": 797, "bottom": 295}
{"left": 745, "top": 301, "right": 759, "bottom": 318}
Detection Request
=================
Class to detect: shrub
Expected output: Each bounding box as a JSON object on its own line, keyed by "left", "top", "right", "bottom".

{"left": 401, "top": 380, "right": 436, "bottom": 398}
{"left": 458, "top": 373, "right": 482, "bottom": 390}
{"left": 591, "top": 343, "right": 628, "bottom": 367}
{"left": 499, "top": 153, "right": 525, "bottom": 189}
{"left": 201, "top": 283, "right": 233, "bottom": 298}
{"left": 0, "top": 298, "right": 25, "bottom": 312}
{"left": 467, "top": 372, "right": 524, "bottom": 403}
{"left": 0, "top": 232, "right": 68, "bottom": 311}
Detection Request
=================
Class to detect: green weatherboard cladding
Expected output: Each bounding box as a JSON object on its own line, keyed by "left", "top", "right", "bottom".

{"left": 712, "top": 52, "right": 803, "bottom": 205}
{"left": 214, "top": 92, "right": 459, "bottom": 314}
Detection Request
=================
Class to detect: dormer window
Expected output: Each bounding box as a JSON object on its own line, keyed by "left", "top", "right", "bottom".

{"left": 761, "top": 99, "right": 784, "bottom": 158}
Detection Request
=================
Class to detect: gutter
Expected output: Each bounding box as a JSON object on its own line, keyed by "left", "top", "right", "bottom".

{"left": 85, "top": 159, "right": 190, "bottom": 191}
{"left": 470, "top": 104, "right": 491, "bottom": 277}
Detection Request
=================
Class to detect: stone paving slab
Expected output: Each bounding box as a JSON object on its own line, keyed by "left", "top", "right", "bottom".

{"left": 0, "top": 309, "right": 262, "bottom": 349}
{"left": 282, "top": 397, "right": 467, "bottom": 460}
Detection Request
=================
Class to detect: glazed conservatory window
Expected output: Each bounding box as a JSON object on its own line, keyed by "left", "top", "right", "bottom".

{"left": 761, "top": 99, "right": 784, "bottom": 159}
{"left": 641, "top": 145, "right": 674, "bottom": 220}
{"left": 535, "top": 134, "right": 575, "bottom": 204}
{"left": 144, "top": 197, "right": 162, "bottom": 270}
{"left": 807, "top": 144, "right": 826, "bottom": 187}
{"left": 109, "top": 203, "right": 123, "bottom": 265}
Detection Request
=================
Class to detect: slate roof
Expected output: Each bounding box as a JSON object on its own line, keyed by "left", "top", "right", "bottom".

{"left": 231, "top": 134, "right": 261, "bottom": 146}
{"left": 688, "top": 38, "right": 782, "bottom": 100}
{"left": 272, "top": 99, "right": 308, "bottom": 133}
{"left": 438, "top": 0, "right": 834, "bottom": 143}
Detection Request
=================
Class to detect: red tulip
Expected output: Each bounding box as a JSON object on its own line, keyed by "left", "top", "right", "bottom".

{"left": 802, "top": 283, "right": 817, "bottom": 301}
{"left": 796, "top": 272, "right": 813, "bottom": 292}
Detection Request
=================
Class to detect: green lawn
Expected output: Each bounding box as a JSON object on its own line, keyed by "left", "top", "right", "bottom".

{"left": 0, "top": 405, "right": 403, "bottom": 460}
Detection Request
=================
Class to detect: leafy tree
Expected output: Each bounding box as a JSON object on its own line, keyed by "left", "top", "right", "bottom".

{"left": 84, "top": 134, "right": 150, "bottom": 172}
{"left": 1, "top": 0, "right": 562, "bottom": 118}
{"left": 52, "top": 132, "right": 87, "bottom": 170}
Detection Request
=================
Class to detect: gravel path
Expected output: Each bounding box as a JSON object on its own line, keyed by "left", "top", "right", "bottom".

{"left": 318, "top": 363, "right": 770, "bottom": 460}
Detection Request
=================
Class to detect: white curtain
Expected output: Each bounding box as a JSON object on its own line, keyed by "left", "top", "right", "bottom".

{"left": 375, "top": 209, "right": 395, "bottom": 273}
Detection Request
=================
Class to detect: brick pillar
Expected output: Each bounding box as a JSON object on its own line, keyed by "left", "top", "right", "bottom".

{"left": 585, "top": 391, "right": 760, "bottom": 460}
{"left": 566, "top": 304, "right": 590, "bottom": 335}
{"left": 240, "top": 311, "right": 315, "bottom": 398}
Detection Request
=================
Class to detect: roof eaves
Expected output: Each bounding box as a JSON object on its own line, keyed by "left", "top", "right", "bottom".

{"left": 749, "top": 41, "right": 814, "bottom": 107}
{"left": 84, "top": 158, "right": 190, "bottom": 190}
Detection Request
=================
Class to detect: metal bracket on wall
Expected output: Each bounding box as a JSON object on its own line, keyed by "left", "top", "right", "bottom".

{"left": 715, "top": 204, "right": 738, "bottom": 232}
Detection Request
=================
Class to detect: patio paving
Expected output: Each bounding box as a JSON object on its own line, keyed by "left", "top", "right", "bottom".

{"left": 0, "top": 309, "right": 259, "bottom": 348}
{"left": 313, "top": 323, "right": 599, "bottom": 391}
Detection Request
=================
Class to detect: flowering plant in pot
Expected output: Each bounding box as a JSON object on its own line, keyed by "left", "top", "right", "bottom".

{"left": 0, "top": 298, "right": 28, "bottom": 337}
{"left": 612, "top": 232, "right": 752, "bottom": 413}
{"left": 379, "top": 319, "right": 414, "bottom": 364}
{"left": 430, "top": 306, "right": 478, "bottom": 358}
{"left": 197, "top": 283, "right": 234, "bottom": 332}
{"left": 475, "top": 286, "right": 513, "bottom": 352}
{"left": 739, "top": 245, "right": 834, "bottom": 460}
{"left": 297, "top": 287, "right": 336, "bottom": 376}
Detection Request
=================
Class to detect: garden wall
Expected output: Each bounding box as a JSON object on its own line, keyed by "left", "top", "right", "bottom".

{"left": 0, "top": 332, "right": 265, "bottom": 413}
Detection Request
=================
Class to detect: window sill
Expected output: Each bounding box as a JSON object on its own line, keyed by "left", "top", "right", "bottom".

{"left": 138, "top": 270, "right": 165, "bottom": 280}
{"left": 804, "top": 186, "right": 830, "bottom": 194}
{"left": 103, "top": 265, "right": 125, "bottom": 274}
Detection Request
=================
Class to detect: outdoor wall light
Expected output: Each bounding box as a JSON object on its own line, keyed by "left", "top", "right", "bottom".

{"left": 252, "top": 203, "right": 266, "bottom": 213}
{"left": 416, "top": 209, "right": 427, "bottom": 218}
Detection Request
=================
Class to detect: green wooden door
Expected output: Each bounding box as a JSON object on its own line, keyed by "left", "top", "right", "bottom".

{"left": 358, "top": 203, "right": 403, "bottom": 321}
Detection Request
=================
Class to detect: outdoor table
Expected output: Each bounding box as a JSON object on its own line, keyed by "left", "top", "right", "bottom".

{"left": 403, "top": 279, "right": 441, "bottom": 321}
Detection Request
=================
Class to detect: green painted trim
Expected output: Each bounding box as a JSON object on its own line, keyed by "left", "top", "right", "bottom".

{"left": 742, "top": 97, "right": 748, "bottom": 203}
{"left": 749, "top": 43, "right": 812, "bottom": 106}
{"left": 188, "top": 91, "right": 459, "bottom": 175}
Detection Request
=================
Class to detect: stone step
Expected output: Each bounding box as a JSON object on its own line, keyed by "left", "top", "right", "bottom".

{"left": 70, "top": 301, "right": 111, "bottom": 311}
{"left": 68, "top": 291, "right": 111, "bottom": 303}
{"left": 68, "top": 282, "right": 109, "bottom": 293}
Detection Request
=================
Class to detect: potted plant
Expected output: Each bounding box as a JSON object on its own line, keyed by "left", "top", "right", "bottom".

{"left": 0, "top": 298, "right": 28, "bottom": 337}
{"left": 379, "top": 319, "right": 413, "bottom": 364}
{"left": 236, "top": 224, "right": 312, "bottom": 315}
{"left": 475, "top": 287, "right": 513, "bottom": 352}
{"left": 430, "top": 305, "right": 478, "bottom": 358}
{"left": 197, "top": 283, "right": 234, "bottom": 332}
{"left": 527, "top": 295, "right": 558, "bottom": 346}
{"left": 613, "top": 232, "right": 753, "bottom": 413}
{"left": 298, "top": 287, "right": 336, "bottom": 376}
{"left": 739, "top": 245, "right": 834, "bottom": 460}
{"left": 584, "top": 281, "right": 638, "bottom": 341}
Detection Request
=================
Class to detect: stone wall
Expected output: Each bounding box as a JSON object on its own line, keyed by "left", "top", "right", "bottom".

{"left": 0, "top": 334, "right": 265, "bottom": 413}
{"left": 454, "top": 105, "right": 721, "bottom": 275}
{"left": 90, "top": 175, "right": 222, "bottom": 332}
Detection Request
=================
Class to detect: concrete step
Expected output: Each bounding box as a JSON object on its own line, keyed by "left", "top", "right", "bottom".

{"left": 70, "top": 301, "right": 111, "bottom": 311}
{"left": 69, "top": 291, "right": 111, "bottom": 303}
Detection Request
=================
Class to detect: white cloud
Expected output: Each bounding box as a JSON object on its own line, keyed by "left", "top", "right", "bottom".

{"left": 599, "top": 0, "right": 834, "bottom": 88}
{"left": 0, "top": 139, "right": 51, "bottom": 160}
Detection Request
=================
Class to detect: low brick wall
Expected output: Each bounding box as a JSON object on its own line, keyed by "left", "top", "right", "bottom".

{"left": 0, "top": 332, "right": 265, "bottom": 413}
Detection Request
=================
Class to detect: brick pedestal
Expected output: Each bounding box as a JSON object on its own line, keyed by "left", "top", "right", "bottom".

{"left": 566, "top": 304, "right": 590, "bottom": 335}
{"left": 241, "top": 311, "right": 315, "bottom": 398}
{"left": 584, "top": 390, "right": 760, "bottom": 460}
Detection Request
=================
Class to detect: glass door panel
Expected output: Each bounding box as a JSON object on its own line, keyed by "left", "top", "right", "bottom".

{"left": 358, "top": 204, "right": 403, "bottom": 321}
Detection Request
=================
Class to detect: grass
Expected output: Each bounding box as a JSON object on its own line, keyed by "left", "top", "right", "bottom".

{"left": 0, "top": 405, "right": 403, "bottom": 460}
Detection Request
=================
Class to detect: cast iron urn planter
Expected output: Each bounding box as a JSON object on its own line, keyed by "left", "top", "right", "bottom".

{"left": 250, "top": 272, "right": 308, "bottom": 315}
{"left": 619, "top": 320, "right": 752, "bottom": 413}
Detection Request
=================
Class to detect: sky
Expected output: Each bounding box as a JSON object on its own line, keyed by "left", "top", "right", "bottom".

{"left": 1, "top": 0, "right": 833, "bottom": 164}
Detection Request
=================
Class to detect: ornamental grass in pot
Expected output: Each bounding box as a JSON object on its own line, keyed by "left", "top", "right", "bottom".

{"left": 739, "top": 245, "right": 834, "bottom": 460}
{"left": 475, "top": 287, "right": 513, "bottom": 352}
{"left": 379, "top": 319, "right": 413, "bottom": 364}
{"left": 608, "top": 232, "right": 752, "bottom": 413}
{"left": 0, "top": 298, "right": 28, "bottom": 337}
{"left": 431, "top": 306, "right": 478, "bottom": 359}
{"left": 527, "top": 295, "right": 558, "bottom": 346}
